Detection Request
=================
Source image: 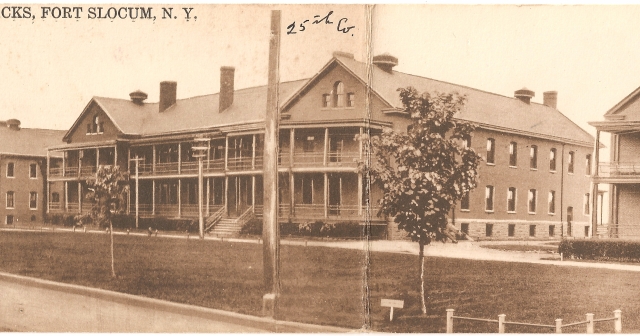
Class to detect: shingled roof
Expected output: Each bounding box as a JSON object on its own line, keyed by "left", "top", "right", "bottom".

{"left": 88, "top": 79, "right": 308, "bottom": 137}
{"left": 0, "top": 123, "right": 65, "bottom": 157}
{"left": 331, "top": 54, "right": 594, "bottom": 146}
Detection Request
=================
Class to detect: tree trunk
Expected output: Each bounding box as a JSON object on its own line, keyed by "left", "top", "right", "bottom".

{"left": 419, "top": 241, "right": 426, "bottom": 315}
{"left": 110, "top": 220, "right": 116, "bottom": 278}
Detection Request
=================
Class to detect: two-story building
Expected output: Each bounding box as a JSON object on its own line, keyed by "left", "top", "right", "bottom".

{"left": 46, "top": 52, "right": 594, "bottom": 239}
{"left": 0, "top": 119, "right": 65, "bottom": 225}
{"left": 589, "top": 86, "right": 640, "bottom": 239}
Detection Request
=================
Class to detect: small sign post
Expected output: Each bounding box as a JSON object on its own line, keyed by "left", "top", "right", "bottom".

{"left": 381, "top": 299, "right": 404, "bottom": 322}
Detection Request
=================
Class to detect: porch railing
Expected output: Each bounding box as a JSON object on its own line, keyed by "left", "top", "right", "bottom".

{"left": 49, "top": 168, "right": 63, "bottom": 177}
{"left": 181, "top": 204, "right": 198, "bottom": 217}
{"left": 48, "top": 202, "right": 61, "bottom": 211}
{"left": 327, "top": 151, "right": 360, "bottom": 167}
{"left": 64, "top": 167, "right": 79, "bottom": 177}
{"left": 205, "top": 159, "right": 225, "bottom": 172}
{"left": 205, "top": 205, "right": 226, "bottom": 232}
{"left": 181, "top": 161, "right": 198, "bottom": 174}
{"left": 155, "top": 204, "right": 178, "bottom": 216}
{"left": 227, "top": 157, "right": 253, "bottom": 170}
{"left": 154, "top": 162, "right": 179, "bottom": 175}
{"left": 80, "top": 166, "right": 96, "bottom": 177}
{"left": 292, "top": 152, "right": 324, "bottom": 167}
{"left": 67, "top": 202, "right": 79, "bottom": 213}
{"left": 598, "top": 162, "right": 640, "bottom": 178}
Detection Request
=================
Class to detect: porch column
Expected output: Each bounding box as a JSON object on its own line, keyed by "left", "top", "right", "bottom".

{"left": 152, "top": 180, "right": 156, "bottom": 215}
{"left": 225, "top": 136, "right": 229, "bottom": 170}
{"left": 324, "top": 173, "right": 328, "bottom": 218}
{"left": 46, "top": 152, "right": 50, "bottom": 180}
{"left": 64, "top": 181, "right": 68, "bottom": 212}
{"left": 358, "top": 173, "right": 363, "bottom": 216}
{"left": 359, "top": 127, "right": 363, "bottom": 160}
{"left": 178, "top": 143, "right": 182, "bottom": 174}
{"left": 178, "top": 179, "right": 182, "bottom": 218}
{"left": 252, "top": 134, "right": 256, "bottom": 169}
{"left": 78, "top": 182, "right": 82, "bottom": 214}
{"left": 114, "top": 145, "right": 118, "bottom": 167}
{"left": 324, "top": 128, "right": 329, "bottom": 166}
{"left": 62, "top": 151, "right": 66, "bottom": 177}
{"left": 152, "top": 145, "right": 156, "bottom": 174}
{"left": 206, "top": 178, "right": 210, "bottom": 216}
{"left": 592, "top": 130, "right": 600, "bottom": 238}
{"left": 46, "top": 181, "right": 50, "bottom": 214}
{"left": 78, "top": 150, "right": 82, "bottom": 177}
{"left": 96, "top": 147, "right": 100, "bottom": 169}
{"left": 207, "top": 139, "right": 211, "bottom": 171}
{"left": 127, "top": 147, "right": 131, "bottom": 171}
{"left": 290, "top": 173, "right": 295, "bottom": 216}
{"left": 225, "top": 176, "right": 229, "bottom": 211}
{"left": 252, "top": 175, "right": 256, "bottom": 206}
{"left": 290, "top": 129, "right": 295, "bottom": 167}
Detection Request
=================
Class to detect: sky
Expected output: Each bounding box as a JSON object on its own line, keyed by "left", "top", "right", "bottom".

{"left": 0, "top": 4, "right": 638, "bottom": 144}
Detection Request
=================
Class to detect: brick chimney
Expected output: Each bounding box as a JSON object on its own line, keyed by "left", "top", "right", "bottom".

{"left": 514, "top": 88, "right": 535, "bottom": 104}
{"left": 159, "top": 81, "right": 177, "bottom": 112}
{"left": 219, "top": 66, "right": 235, "bottom": 112}
{"left": 543, "top": 91, "right": 558, "bottom": 109}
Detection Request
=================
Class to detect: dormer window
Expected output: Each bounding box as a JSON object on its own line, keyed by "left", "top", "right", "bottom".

{"left": 87, "top": 115, "right": 104, "bottom": 135}
{"left": 322, "top": 94, "right": 331, "bottom": 108}
{"left": 333, "top": 81, "right": 344, "bottom": 107}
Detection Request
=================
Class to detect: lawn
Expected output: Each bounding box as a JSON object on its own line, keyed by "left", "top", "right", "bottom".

{"left": 480, "top": 244, "right": 559, "bottom": 253}
{"left": 1, "top": 231, "right": 640, "bottom": 333}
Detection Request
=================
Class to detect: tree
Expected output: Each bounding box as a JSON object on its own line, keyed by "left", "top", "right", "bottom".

{"left": 366, "top": 87, "right": 481, "bottom": 314}
{"left": 81, "top": 165, "right": 129, "bottom": 278}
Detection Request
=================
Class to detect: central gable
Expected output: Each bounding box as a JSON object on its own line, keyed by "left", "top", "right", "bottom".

{"left": 64, "top": 100, "right": 122, "bottom": 144}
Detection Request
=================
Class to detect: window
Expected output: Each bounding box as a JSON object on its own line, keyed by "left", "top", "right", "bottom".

{"left": 29, "top": 163, "right": 37, "bottom": 178}
{"left": 584, "top": 193, "right": 590, "bottom": 215}
{"left": 6, "top": 162, "right": 14, "bottom": 177}
{"left": 508, "top": 224, "right": 515, "bottom": 237}
{"left": 86, "top": 123, "right": 92, "bottom": 134}
{"left": 486, "top": 138, "right": 495, "bottom": 164}
{"left": 303, "top": 136, "right": 315, "bottom": 152}
{"left": 462, "top": 135, "right": 471, "bottom": 149}
{"left": 486, "top": 224, "right": 493, "bottom": 237}
{"left": 6, "top": 191, "right": 14, "bottom": 209}
{"left": 485, "top": 186, "right": 494, "bottom": 212}
{"left": 549, "top": 225, "right": 555, "bottom": 237}
{"left": 460, "top": 193, "right": 470, "bottom": 211}
{"left": 301, "top": 179, "right": 313, "bottom": 204}
{"left": 530, "top": 145, "right": 538, "bottom": 169}
{"left": 586, "top": 154, "right": 592, "bottom": 176}
{"left": 461, "top": 223, "right": 469, "bottom": 235}
{"left": 89, "top": 115, "right": 103, "bottom": 134}
{"left": 529, "top": 225, "right": 536, "bottom": 237}
{"left": 528, "top": 189, "right": 537, "bottom": 213}
{"left": 549, "top": 148, "right": 557, "bottom": 171}
{"left": 548, "top": 191, "right": 555, "bottom": 214}
{"left": 347, "top": 93, "right": 355, "bottom": 107}
{"left": 332, "top": 81, "right": 344, "bottom": 107}
{"left": 585, "top": 226, "right": 590, "bottom": 238}
{"left": 322, "top": 94, "right": 331, "bottom": 108}
{"left": 6, "top": 215, "right": 13, "bottom": 225}
{"left": 29, "top": 192, "right": 37, "bottom": 210}
{"left": 507, "top": 187, "right": 516, "bottom": 212}
{"left": 51, "top": 192, "right": 60, "bottom": 203}
{"left": 568, "top": 151, "right": 575, "bottom": 173}
{"left": 509, "top": 142, "right": 518, "bottom": 167}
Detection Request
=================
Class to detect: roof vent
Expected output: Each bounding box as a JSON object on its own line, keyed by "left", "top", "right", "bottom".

{"left": 332, "top": 51, "right": 354, "bottom": 59}
{"left": 6, "top": 119, "right": 20, "bottom": 130}
{"left": 514, "top": 88, "right": 535, "bottom": 104}
{"left": 372, "top": 53, "right": 398, "bottom": 72}
{"left": 129, "top": 90, "right": 148, "bottom": 105}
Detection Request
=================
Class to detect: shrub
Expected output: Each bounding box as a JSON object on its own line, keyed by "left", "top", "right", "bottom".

{"left": 241, "top": 218, "right": 263, "bottom": 235}
{"left": 559, "top": 239, "right": 640, "bottom": 262}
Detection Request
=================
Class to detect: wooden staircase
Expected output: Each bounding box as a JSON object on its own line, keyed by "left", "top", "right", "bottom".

{"left": 208, "top": 206, "right": 255, "bottom": 237}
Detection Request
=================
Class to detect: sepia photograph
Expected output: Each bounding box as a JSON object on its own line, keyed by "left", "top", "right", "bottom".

{"left": 0, "top": 3, "right": 638, "bottom": 333}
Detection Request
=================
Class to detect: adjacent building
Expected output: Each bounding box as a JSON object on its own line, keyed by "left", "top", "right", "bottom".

{"left": 589, "top": 86, "right": 640, "bottom": 239}
{"left": 46, "top": 52, "right": 594, "bottom": 239}
{"left": 0, "top": 119, "right": 65, "bottom": 225}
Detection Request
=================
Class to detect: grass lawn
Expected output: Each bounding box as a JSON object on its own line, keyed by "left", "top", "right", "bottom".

{"left": 1, "top": 231, "right": 640, "bottom": 333}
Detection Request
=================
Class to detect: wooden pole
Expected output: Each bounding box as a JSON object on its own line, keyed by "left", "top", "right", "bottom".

{"left": 446, "top": 309, "right": 454, "bottom": 333}
{"left": 262, "top": 9, "right": 281, "bottom": 315}
{"left": 498, "top": 314, "right": 505, "bottom": 333}
{"left": 198, "top": 155, "right": 204, "bottom": 238}
{"left": 592, "top": 130, "right": 600, "bottom": 238}
{"left": 614, "top": 310, "right": 622, "bottom": 333}
{"left": 555, "top": 319, "right": 563, "bottom": 333}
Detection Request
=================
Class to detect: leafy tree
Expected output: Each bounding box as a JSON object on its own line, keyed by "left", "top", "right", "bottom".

{"left": 81, "top": 165, "right": 129, "bottom": 278}
{"left": 366, "top": 87, "right": 481, "bottom": 314}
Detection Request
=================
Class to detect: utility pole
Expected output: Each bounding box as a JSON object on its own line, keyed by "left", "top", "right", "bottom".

{"left": 131, "top": 156, "right": 144, "bottom": 229}
{"left": 193, "top": 138, "right": 210, "bottom": 239}
{"left": 262, "top": 9, "right": 281, "bottom": 317}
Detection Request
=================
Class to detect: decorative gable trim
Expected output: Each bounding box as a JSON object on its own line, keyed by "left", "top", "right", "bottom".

{"left": 62, "top": 98, "right": 124, "bottom": 143}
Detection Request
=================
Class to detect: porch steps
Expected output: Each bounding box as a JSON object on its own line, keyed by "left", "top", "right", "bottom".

{"left": 209, "top": 218, "right": 243, "bottom": 237}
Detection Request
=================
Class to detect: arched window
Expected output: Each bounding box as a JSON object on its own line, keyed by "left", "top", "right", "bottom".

{"left": 332, "top": 81, "right": 344, "bottom": 107}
